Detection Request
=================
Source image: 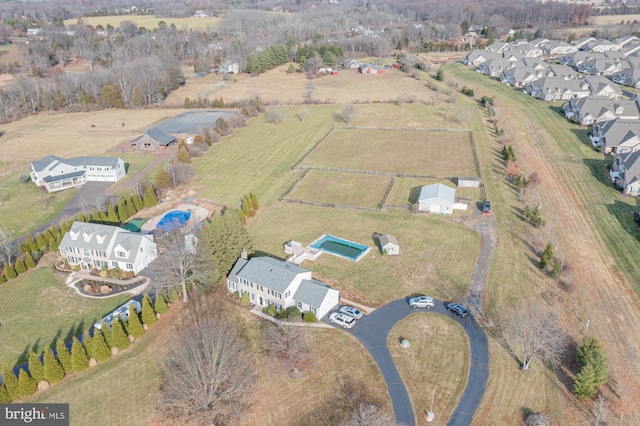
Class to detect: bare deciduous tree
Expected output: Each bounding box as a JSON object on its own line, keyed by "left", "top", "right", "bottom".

{"left": 524, "top": 412, "right": 552, "bottom": 426}
{"left": 337, "top": 104, "right": 355, "bottom": 125}
{"left": 265, "top": 105, "right": 284, "bottom": 125}
{"left": 37, "top": 189, "right": 54, "bottom": 211}
{"left": 341, "top": 403, "right": 393, "bottom": 426}
{"left": 591, "top": 393, "right": 610, "bottom": 426}
{"left": 156, "top": 311, "right": 255, "bottom": 425}
{"left": 502, "top": 300, "right": 567, "bottom": 370}
{"left": 263, "top": 323, "right": 310, "bottom": 373}
{"left": 0, "top": 225, "right": 13, "bottom": 266}
{"left": 154, "top": 229, "right": 214, "bottom": 302}
{"left": 296, "top": 107, "right": 308, "bottom": 122}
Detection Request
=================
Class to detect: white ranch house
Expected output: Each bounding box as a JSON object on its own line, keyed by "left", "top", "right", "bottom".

{"left": 29, "top": 155, "right": 125, "bottom": 193}
{"left": 227, "top": 256, "right": 339, "bottom": 319}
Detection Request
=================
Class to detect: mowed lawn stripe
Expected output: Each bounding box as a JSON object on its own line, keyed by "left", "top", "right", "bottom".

{"left": 193, "top": 105, "right": 339, "bottom": 206}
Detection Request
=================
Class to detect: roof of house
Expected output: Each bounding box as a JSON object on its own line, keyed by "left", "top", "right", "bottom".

{"left": 574, "top": 96, "right": 640, "bottom": 118}
{"left": 549, "top": 65, "right": 580, "bottom": 79}
{"left": 42, "top": 170, "right": 86, "bottom": 184}
{"left": 530, "top": 77, "right": 588, "bottom": 95}
{"left": 619, "top": 150, "right": 640, "bottom": 184}
{"left": 418, "top": 183, "right": 456, "bottom": 204}
{"left": 378, "top": 234, "right": 399, "bottom": 247}
{"left": 293, "top": 279, "right": 332, "bottom": 309}
{"left": 231, "top": 256, "right": 309, "bottom": 293}
{"left": 134, "top": 128, "right": 176, "bottom": 146}
{"left": 599, "top": 119, "right": 640, "bottom": 147}
{"left": 65, "top": 156, "right": 122, "bottom": 168}
{"left": 584, "top": 76, "right": 622, "bottom": 95}
{"left": 31, "top": 155, "right": 63, "bottom": 172}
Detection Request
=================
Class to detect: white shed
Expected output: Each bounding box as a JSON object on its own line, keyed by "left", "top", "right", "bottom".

{"left": 417, "top": 183, "right": 456, "bottom": 214}
{"left": 457, "top": 176, "right": 481, "bottom": 188}
{"left": 379, "top": 234, "right": 400, "bottom": 255}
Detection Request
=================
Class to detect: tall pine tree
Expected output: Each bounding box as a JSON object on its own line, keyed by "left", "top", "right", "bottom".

{"left": 17, "top": 369, "right": 36, "bottom": 398}
{"left": 100, "top": 322, "right": 114, "bottom": 349}
{"left": 92, "top": 330, "right": 111, "bottom": 362}
{"left": 106, "top": 204, "right": 119, "bottom": 225}
{"left": 82, "top": 331, "right": 94, "bottom": 360}
{"left": 127, "top": 304, "right": 145, "bottom": 338}
{"left": 117, "top": 198, "right": 129, "bottom": 223}
{"left": 1, "top": 365, "right": 19, "bottom": 400}
{"left": 111, "top": 319, "right": 130, "bottom": 350}
{"left": 70, "top": 337, "right": 89, "bottom": 372}
{"left": 43, "top": 348, "right": 64, "bottom": 384}
{"left": 25, "top": 252, "right": 36, "bottom": 269}
{"left": 27, "top": 351, "right": 44, "bottom": 383}
{"left": 0, "top": 383, "right": 9, "bottom": 403}
{"left": 55, "top": 339, "right": 72, "bottom": 374}
{"left": 141, "top": 294, "right": 157, "bottom": 326}
{"left": 143, "top": 185, "right": 158, "bottom": 208}
{"left": 153, "top": 291, "right": 169, "bottom": 315}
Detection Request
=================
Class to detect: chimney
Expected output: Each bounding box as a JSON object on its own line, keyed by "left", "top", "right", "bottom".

{"left": 240, "top": 248, "right": 248, "bottom": 260}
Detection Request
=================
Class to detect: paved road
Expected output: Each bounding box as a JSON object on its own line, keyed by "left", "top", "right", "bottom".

{"left": 334, "top": 299, "right": 489, "bottom": 426}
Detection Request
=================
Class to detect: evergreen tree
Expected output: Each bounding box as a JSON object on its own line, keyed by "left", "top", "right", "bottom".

{"left": 60, "top": 220, "right": 72, "bottom": 234}
{"left": 4, "top": 263, "right": 17, "bottom": 280}
{"left": 92, "top": 330, "right": 111, "bottom": 362}
{"left": 539, "top": 243, "right": 554, "bottom": 270}
{"left": 132, "top": 193, "right": 143, "bottom": 211}
{"left": 82, "top": 331, "right": 94, "bottom": 360}
{"left": 36, "top": 233, "right": 48, "bottom": 251}
{"left": 127, "top": 304, "right": 145, "bottom": 338}
{"left": 1, "top": 365, "right": 19, "bottom": 400}
{"left": 0, "top": 274, "right": 5, "bottom": 284}
{"left": 17, "top": 369, "right": 36, "bottom": 398}
{"left": 100, "top": 322, "right": 114, "bottom": 348}
{"left": 48, "top": 236, "right": 58, "bottom": 252}
{"left": 25, "top": 252, "right": 36, "bottom": 269}
{"left": 55, "top": 339, "right": 72, "bottom": 374}
{"left": 99, "top": 209, "right": 109, "bottom": 223}
{"left": 153, "top": 291, "right": 169, "bottom": 315}
{"left": 250, "top": 192, "right": 259, "bottom": 210}
{"left": 43, "top": 347, "right": 64, "bottom": 384}
{"left": 50, "top": 224, "right": 62, "bottom": 242}
{"left": 573, "top": 363, "right": 598, "bottom": 399}
{"left": 91, "top": 209, "right": 102, "bottom": 223}
{"left": 577, "top": 337, "right": 607, "bottom": 387}
{"left": 110, "top": 319, "right": 130, "bottom": 350}
{"left": 0, "top": 383, "right": 10, "bottom": 403}
{"left": 168, "top": 286, "right": 179, "bottom": 302}
{"left": 125, "top": 195, "right": 137, "bottom": 216}
{"left": 141, "top": 294, "right": 157, "bottom": 326}
{"left": 70, "top": 337, "right": 89, "bottom": 372}
{"left": 24, "top": 234, "right": 37, "bottom": 253}
{"left": 106, "top": 204, "right": 119, "bottom": 225}
{"left": 177, "top": 146, "right": 191, "bottom": 163}
{"left": 27, "top": 351, "right": 44, "bottom": 382}
{"left": 118, "top": 198, "right": 129, "bottom": 223}
{"left": 14, "top": 258, "right": 27, "bottom": 274}
{"left": 143, "top": 185, "right": 158, "bottom": 207}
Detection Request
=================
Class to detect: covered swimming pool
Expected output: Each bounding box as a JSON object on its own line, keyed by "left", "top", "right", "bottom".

{"left": 309, "top": 234, "right": 370, "bottom": 262}
{"left": 121, "top": 218, "right": 149, "bottom": 233}
{"left": 156, "top": 210, "right": 192, "bottom": 232}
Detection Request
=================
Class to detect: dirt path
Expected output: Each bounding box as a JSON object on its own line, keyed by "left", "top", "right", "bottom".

{"left": 503, "top": 105, "right": 640, "bottom": 413}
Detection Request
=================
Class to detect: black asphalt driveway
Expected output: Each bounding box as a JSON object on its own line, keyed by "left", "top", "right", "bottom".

{"left": 336, "top": 299, "right": 489, "bottom": 426}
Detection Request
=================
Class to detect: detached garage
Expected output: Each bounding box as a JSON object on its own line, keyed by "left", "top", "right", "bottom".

{"left": 417, "top": 183, "right": 456, "bottom": 215}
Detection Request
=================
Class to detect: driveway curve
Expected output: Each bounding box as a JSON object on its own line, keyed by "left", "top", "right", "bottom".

{"left": 343, "top": 299, "right": 488, "bottom": 425}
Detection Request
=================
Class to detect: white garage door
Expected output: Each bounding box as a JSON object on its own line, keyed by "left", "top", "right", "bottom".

{"left": 429, "top": 203, "right": 441, "bottom": 214}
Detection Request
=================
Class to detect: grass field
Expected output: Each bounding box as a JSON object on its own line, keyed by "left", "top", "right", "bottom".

{"left": 0, "top": 108, "right": 190, "bottom": 161}
{"left": 286, "top": 169, "right": 391, "bottom": 209}
{"left": 248, "top": 204, "right": 478, "bottom": 305}
{"left": 63, "top": 15, "right": 220, "bottom": 32}
{"left": 0, "top": 266, "right": 129, "bottom": 368}
{"left": 592, "top": 14, "right": 640, "bottom": 25}
{"left": 389, "top": 314, "right": 470, "bottom": 425}
{"left": 0, "top": 172, "right": 77, "bottom": 236}
{"left": 299, "top": 128, "right": 476, "bottom": 177}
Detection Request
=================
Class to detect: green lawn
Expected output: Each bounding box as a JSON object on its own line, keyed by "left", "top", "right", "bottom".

{"left": 389, "top": 314, "right": 470, "bottom": 425}
{"left": 0, "top": 172, "right": 76, "bottom": 237}
{"left": 286, "top": 170, "right": 391, "bottom": 209}
{"left": 248, "top": 203, "right": 478, "bottom": 305}
{"left": 0, "top": 267, "right": 129, "bottom": 368}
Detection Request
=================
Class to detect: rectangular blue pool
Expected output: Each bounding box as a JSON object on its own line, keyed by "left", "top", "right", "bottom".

{"left": 309, "top": 234, "right": 370, "bottom": 262}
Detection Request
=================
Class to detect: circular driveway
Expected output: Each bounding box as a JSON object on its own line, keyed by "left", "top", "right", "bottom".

{"left": 335, "top": 299, "right": 489, "bottom": 426}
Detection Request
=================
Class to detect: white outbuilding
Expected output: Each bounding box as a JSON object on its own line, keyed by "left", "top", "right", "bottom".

{"left": 417, "top": 183, "right": 456, "bottom": 214}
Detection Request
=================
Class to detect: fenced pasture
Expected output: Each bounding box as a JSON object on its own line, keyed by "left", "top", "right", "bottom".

{"left": 298, "top": 128, "right": 477, "bottom": 177}
{"left": 285, "top": 169, "right": 392, "bottom": 210}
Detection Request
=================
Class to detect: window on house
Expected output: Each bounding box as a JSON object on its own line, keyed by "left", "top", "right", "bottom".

{"left": 228, "top": 282, "right": 236, "bottom": 291}
{"left": 111, "top": 261, "right": 118, "bottom": 268}
{"left": 101, "top": 261, "right": 107, "bottom": 268}
{"left": 311, "top": 307, "right": 317, "bottom": 315}
{"left": 93, "top": 260, "right": 100, "bottom": 267}
{"left": 250, "top": 293, "right": 255, "bottom": 302}
{"left": 296, "top": 301, "right": 302, "bottom": 309}
{"left": 126, "top": 263, "right": 134, "bottom": 270}
{"left": 116, "top": 251, "right": 126, "bottom": 258}
{"left": 84, "top": 249, "right": 90, "bottom": 256}
{"left": 284, "top": 291, "right": 290, "bottom": 298}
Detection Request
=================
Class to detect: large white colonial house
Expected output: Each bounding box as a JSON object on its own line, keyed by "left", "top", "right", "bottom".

{"left": 59, "top": 221, "right": 157, "bottom": 274}
{"left": 227, "top": 256, "right": 340, "bottom": 319}
{"left": 29, "top": 155, "right": 126, "bottom": 192}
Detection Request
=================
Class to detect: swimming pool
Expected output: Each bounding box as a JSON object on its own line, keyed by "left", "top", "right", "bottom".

{"left": 156, "top": 210, "right": 192, "bottom": 232}
{"left": 121, "top": 218, "right": 149, "bottom": 233}
{"left": 309, "top": 234, "right": 370, "bottom": 262}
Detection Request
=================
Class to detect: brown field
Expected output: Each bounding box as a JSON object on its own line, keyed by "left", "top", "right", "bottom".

{"left": 286, "top": 169, "right": 391, "bottom": 209}
{"left": 389, "top": 314, "right": 470, "bottom": 425}
{"left": 165, "top": 64, "right": 439, "bottom": 106}
{"left": 63, "top": 15, "right": 220, "bottom": 32}
{"left": 592, "top": 14, "right": 640, "bottom": 25}
{"left": 0, "top": 109, "right": 190, "bottom": 161}
{"left": 299, "top": 128, "right": 477, "bottom": 177}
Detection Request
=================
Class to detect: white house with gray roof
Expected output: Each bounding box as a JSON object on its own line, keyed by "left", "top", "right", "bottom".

{"left": 610, "top": 151, "right": 640, "bottom": 195}
{"left": 30, "top": 155, "right": 125, "bottom": 192}
{"left": 563, "top": 97, "right": 640, "bottom": 126}
{"left": 227, "top": 256, "right": 339, "bottom": 319}
{"left": 417, "top": 183, "right": 456, "bottom": 214}
{"left": 59, "top": 221, "right": 157, "bottom": 274}
{"left": 590, "top": 119, "right": 640, "bottom": 154}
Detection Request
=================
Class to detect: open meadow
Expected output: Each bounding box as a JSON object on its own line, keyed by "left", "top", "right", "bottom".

{"left": 389, "top": 314, "right": 470, "bottom": 426}
{"left": 63, "top": 15, "right": 220, "bottom": 32}
{"left": 0, "top": 265, "right": 129, "bottom": 368}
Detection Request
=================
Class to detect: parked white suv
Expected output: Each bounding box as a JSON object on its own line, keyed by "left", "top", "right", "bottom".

{"left": 329, "top": 312, "right": 356, "bottom": 329}
{"left": 408, "top": 296, "right": 435, "bottom": 308}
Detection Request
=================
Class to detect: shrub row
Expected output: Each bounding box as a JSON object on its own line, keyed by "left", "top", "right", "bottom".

{"left": 0, "top": 291, "right": 176, "bottom": 403}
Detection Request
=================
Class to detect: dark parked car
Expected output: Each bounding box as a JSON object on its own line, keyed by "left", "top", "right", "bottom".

{"left": 446, "top": 303, "right": 469, "bottom": 318}
{"left": 482, "top": 201, "right": 491, "bottom": 214}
